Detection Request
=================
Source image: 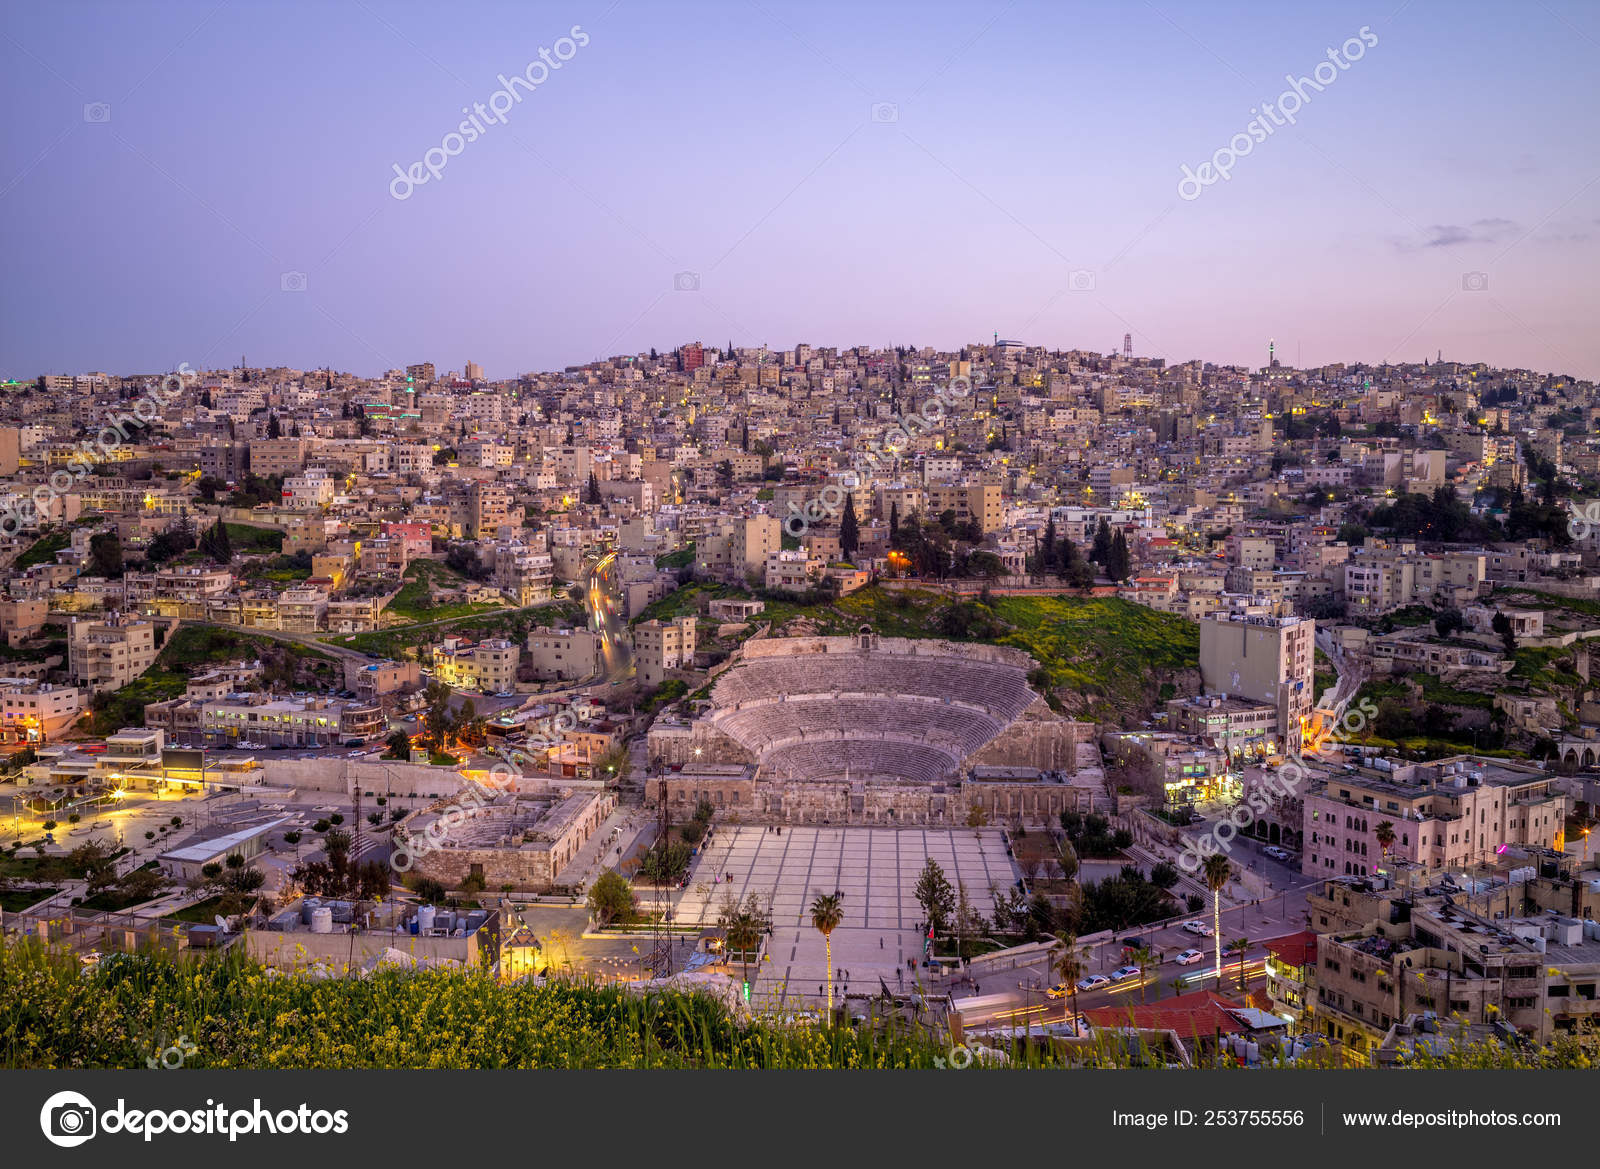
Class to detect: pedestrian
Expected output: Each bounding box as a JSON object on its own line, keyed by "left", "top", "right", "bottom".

{"left": 879, "top": 937, "right": 884, "bottom": 949}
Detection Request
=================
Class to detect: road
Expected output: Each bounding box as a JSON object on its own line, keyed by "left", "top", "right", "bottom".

{"left": 586, "top": 550, "right": 633, "bottom": 685}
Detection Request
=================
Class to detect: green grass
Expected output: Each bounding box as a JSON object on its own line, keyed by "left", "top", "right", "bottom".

{"left": 642, "top": 679, "right": 688, "bottom": 714}
{"left": 1491, "top": 587, "right": 1600, "bottom": 622}
{"left": 1374, "top": 605, "right": 1436, "bottom": 632}
{"left": 161, "top": 895, "right": 233, "bottom": 924}
{"left": 14, "top": 530, "right": 69, "bottom": 570}
{"left": 224, "top": 524, "right": 285, "bottom": 555}
{"left": 1508, "top": 646, "right": 1583, "bottom": 691}
{"left": 0, "top": 888, "right": 58, "bottom": 912}
{"left": 1355, "top": 675, "right": 1497, "bottom": 711}
{"left": 642, "top": 584, "right": 1200, "bottom": 721}
{"left": 386, "top": 560, "right": 503, "bottom": 624}
{"left": 80, "top": 887, "right": 165, "bottom": 913}
{"left": 1, "top": 942, "right": 1590, "bottom": 1068}
{"left": 655, "top": 545, "right": 694, "bottom": 570}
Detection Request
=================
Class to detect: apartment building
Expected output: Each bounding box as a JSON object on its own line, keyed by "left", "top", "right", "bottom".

{"left": 432, "top": 637, "right": 520, "bottom": 693}
{"left": 926, "top": 481, "right": 1003, "bottom": 533}
{"left": 1198, "top": 612, "right": 1315, "bottom": 751}
{"left": 1302, "top": 756, "right": 1568, "bottom": 877}
{"left": 525, "top": 627, "right": 603, "bottom": 682}
{"left": 0, "top": 680, "right": 83, "bottom": 743}
{"left": 634, "top": 615, "right": 696, "bottom": 687}
{"left": 0, "top": 597, "right": 48, "bottom": 646}
{"left": 696, "top": 515, "right": 781, "bottom": 577}
{"left": 67, "top": 615, "right": 156, "bottom": 694}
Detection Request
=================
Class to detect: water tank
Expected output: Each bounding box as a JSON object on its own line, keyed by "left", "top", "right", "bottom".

{"left": 300, "top": 898, "right": 323, "bottom": 925}
{"left": 309, "top": 907, "right": 334, "bottom": 934}
{"left": 417, "top": 904, "right": 436, "bottom": 933}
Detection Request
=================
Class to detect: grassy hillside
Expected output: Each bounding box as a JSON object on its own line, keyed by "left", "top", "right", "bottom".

{"left": 647, "top": 584, "right": 1200, "bottom": 723}
{"left": 81, "top": 626, "right": 340, "bottom": 735}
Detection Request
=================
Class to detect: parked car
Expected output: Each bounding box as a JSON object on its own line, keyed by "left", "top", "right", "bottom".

{"left": 1110, "top": 965, "right": 1143, "bottom": 982}
{"left": 1264, "top": 845, "right": 1291, "bottom": 862}
{"left": 1076, "top": 974, "right": 1111, "bottom": 992}
{"left": 1046, "top": 983, "right": 1071, "bottom": 999}
{"left": 1174, "top": 948, "right": 1205, "bottom": 966}
{"left": 1182, "top": 920, "right": 1214, "bottom": 936}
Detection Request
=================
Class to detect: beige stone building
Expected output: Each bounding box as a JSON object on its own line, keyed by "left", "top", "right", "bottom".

{"left": 67, "top": 614, "right": 156, "bottom": 694}
{"left": 634, "top": 616, "right": 697, "bottom": 687}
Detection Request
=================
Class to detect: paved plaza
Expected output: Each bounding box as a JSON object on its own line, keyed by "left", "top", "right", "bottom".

{"left": 675, "top": 826, "right": 1018, "bottom": 1007}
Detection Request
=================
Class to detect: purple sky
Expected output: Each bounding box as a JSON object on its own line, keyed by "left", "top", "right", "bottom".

{"left": 3, "top": 0, "right": 1597, "bottom": 380}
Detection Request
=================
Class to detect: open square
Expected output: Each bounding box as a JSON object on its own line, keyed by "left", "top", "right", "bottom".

{"left": 674, "top": 826, "right": 1018, "bottom": 1006}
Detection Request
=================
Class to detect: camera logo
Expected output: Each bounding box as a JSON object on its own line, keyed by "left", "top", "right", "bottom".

{"left": 83, "top": 102, "right": 112, "bottom": 123}
{"left": 1461, "top": 271, "right": 1489, "bottom": 292}
{"left": 280, "top": 271, "right": 308, "bottom": 293}
{"left": 41, "top": 1090, "right": 97, "bottom": 1148}
{"left": 870, "top": 102, "right": 899, "bottom": 123}
{"left": 673, "top": 271, "right": 700, "bottom": 292}
{"left": 1068, "top": 269, "right": 1096, "bottom": 292}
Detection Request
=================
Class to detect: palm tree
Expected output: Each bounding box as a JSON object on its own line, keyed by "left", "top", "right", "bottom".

{"left": 1225, "top": 937, "right": 1251, "bottom": 994}
{"left": 1374, "top": 820, "right": 1395, "bottom": 871}
{"left": 1202, "top": 853, "right": 1231, "bottom": 986}
{"left": 809, "top": 890, "right": 844, "bottom": 1014}
{"left": 1132, "top": 944, "right": 1157, "bottom": 1004}
{"left": 1054, "top": 934, "right": 1084, "bottom": 1031}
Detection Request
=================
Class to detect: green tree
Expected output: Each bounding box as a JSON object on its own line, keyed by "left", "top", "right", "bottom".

{"left": 1054, "top": 934, "right": 1084, "bottom": 1027}
{"left": 587, "top": 869, "right": 636, "bottom": 927}
{"left": 1203, "top": 853, "right": 1231, "bottom": 985}
{"left": 586, "top": 472, "right": 602, "bottom": 505}
{"left": 809, "top": 890, "right": 844, "bottom": 1013}
{"left": 1375, "top": 820, "right": 1396, "bottom": 868}
{"left": 1106, "top": 528, "right": 1131, "bottom": 582}
{"left": 1225, "top": 936, "right": 1251, "bottom": 993}
{"left": 914, "top": 857, "right": 956, "bottom": 939}
{"left": 1090, "top": 517, "right": 1112, "bottom": 566}
{"left": 1491, "top": 610, "right": 1517, "bottom": 655}
{"left": 88, "top": 531, "right": 123, "bottom": 578}
{"left": 839, "top": 493, "right": 859, "bottom": 558}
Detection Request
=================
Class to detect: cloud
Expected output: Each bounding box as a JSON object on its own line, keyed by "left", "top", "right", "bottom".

{"left": 1391, "top": 218, "right": 1520, "bottom": 252}
{"left": 1422, "top": 218, "right": 1517, "bottom": 247}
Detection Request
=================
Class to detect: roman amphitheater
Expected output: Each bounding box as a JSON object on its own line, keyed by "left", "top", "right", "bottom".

{"left": 648, "top": 628, "right": 1103, "bottom": 825}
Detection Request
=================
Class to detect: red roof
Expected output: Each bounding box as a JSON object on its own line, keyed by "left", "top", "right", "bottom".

{"left": 1084, "top": 988, "right": 1248, "bottom": 1039}
{"left": 1261, "top": 930, "right": 1317, "bottom": 967}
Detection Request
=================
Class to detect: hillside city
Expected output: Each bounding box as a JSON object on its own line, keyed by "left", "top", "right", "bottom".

{"left": 1, "top": 338, "right": 1596, "bottom": 1069}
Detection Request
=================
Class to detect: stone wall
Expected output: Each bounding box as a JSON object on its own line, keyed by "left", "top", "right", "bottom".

{"left": 968, "top": 707, "right": 1095, "bottom": 772}
{"left": 647, "top": 721, "right": 757, "bottom": 769}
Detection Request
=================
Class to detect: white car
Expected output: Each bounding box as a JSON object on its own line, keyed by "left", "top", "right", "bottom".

{"left": 1174, "top": 948, "right": 1205, "bottom": 966}
{"left": 1076, "top": 974, "right": 1111, "bottom": 992}
{"left": 1264, "top": 845, "right": 1291, "bottom": 862}
{"left": 1181, "top": 920, "right": 1215, "bottom": 937}
{"left": 1110, "top": 964, "right": 1143, "bottom": 982}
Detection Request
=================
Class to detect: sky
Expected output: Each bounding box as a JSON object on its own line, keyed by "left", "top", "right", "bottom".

{"left": 2, "top": 0, "right": 1597, "bottom": 381}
